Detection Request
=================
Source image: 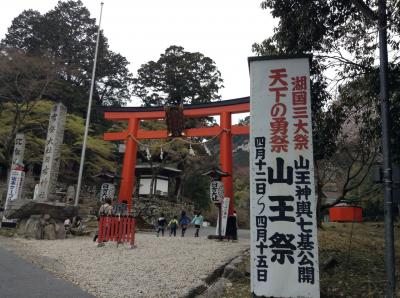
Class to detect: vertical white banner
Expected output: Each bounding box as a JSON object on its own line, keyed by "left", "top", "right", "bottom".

{"left": 249, "top": 56, "right": 320, "bottom": 297}
{"left": 215, "top": 197, "right": 230, "bottom": 236}
{"left": 4, "top": 169, "right": 25, "bottom": 216}
{"left": 3, "top": 133, "right": 25, "bottom": 211}
{"left": 2, "top": 169, "right": 24, "bottom": 225}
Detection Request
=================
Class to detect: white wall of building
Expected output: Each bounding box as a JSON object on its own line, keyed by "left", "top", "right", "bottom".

{"left": 138, "top": 176, "right": 169, "bottom": 196}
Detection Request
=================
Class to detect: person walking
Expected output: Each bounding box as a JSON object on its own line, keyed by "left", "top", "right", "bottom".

{"left": 99, "top": 198, "right": 113, "bottom": 216}
{"left": 179, "top": 211, "right": 190, "bottom": 237}
{"left": 94, "top": 198, "right": 113, "bottom": 243}
{"left": 191, "top": 211, "right": 204, "bottom": 237}
{"left": 157, "top": 213, "right": 167, "bottom": 237}
{"left": 168, "top": 215, "right": 179, "bottom": 237}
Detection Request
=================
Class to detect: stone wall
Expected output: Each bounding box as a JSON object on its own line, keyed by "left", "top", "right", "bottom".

{"left": 16, "top": 214, "right": 66, "bottom": 240}
{"left": 0, "top": 175, "right": 100, "bottom": 209}
{"left": 132, "top": 196, "right": 195, "bottom": 227}
{"left": 1, "top": 170, "right": 198, "bottom": 231}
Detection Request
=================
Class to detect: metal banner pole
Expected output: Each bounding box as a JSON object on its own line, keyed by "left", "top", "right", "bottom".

{"left": 218, "top": 203, "right": 222, "bottom": 241}
{"left": 75, "top": 2, "right": 104, "bottom": 207}
{"left": 349, "top": 1, "right": 396, "bottom": 294}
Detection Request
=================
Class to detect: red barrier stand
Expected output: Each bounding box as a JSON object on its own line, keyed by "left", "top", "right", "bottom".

{"left": 98, "top": 215, "right": 104, "bottom": 243}
{"left": 106, "top": 217, "right": 112, "bottom": 241}
{"left": 97, "top": 216, "right": 136, "bottom": 248}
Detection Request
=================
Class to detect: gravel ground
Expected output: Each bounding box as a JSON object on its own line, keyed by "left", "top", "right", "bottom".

{"left": 0, "top": 232, "right": 249, "bottom": 298}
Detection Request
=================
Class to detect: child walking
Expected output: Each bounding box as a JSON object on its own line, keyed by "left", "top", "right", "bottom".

{"left": 179, "top": 211, "right": 191, "bottom": 237}
{"left": 191, "top": 211, "right": 204, "bottom": 237}
{"left": 157, "top": 213, "right": 167, "bottom": 237}
{"left": 168, "top": 216, "right": 179, "bottom": 237}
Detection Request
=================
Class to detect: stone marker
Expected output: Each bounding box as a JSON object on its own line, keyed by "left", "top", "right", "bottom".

{"left": 66, "top": 185, "right": 75, "bottom": 203}
{"left": 33, "top": 184, "right": 39, "bottom": 201}
{"left": 36, "top": 103, "right": 67, "bottom": 202}
{"left": 11, "top": 133, "right": 25, "bottom": 168}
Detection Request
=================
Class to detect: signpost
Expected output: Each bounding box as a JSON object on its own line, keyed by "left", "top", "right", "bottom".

{"left": 203, "top": 167, "right": 230, "bottom": 240}
{"left": 215, "top": 197, "right": 230, "bottom": 236}
{"left": 249, "top": 55, "right": 320, "bottom": 297}
{"left": 210, "top": 181, "right": 224, "bottom": 203}
{"left": 210, "top": 180, "right": 225, "bottom": 240}
{"left": 100, "top": 183, "right": 115, "bottom": 202}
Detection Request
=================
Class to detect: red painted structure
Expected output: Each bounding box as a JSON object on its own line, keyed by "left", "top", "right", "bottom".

{"left": 97, "top": 216, "right": 136, "bottom": 247}
{"left": 102, "top": 97, "right": 250, "bottom": 215}
{"left": 329, "top": 206, "right": 363, "bottom": 222}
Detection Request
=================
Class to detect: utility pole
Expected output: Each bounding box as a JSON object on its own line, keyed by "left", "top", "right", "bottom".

{"left": 75, "top": 2, "right": 104, "bottom": 207}
{"left": 378, "top": 0, "right": 396, "bottom": 296}
{"left": 351, "top": 0, "right": 395, "bottom": 296}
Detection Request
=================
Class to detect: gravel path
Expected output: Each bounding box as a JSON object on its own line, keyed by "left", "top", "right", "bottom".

{"left": 0, "top": 233, "right": 248, "bottom": 297}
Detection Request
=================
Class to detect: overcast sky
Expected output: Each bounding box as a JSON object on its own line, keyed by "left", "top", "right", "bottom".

{"left": 0, "top": 0, "right": 276, "bottom": 120}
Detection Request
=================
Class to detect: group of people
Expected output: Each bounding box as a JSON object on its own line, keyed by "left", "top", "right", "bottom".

{"left": 156, "top": 211, "right": 204, "bottom": 237}
{"left": 64, "top": 216, "right": 85, "bottom": 234}
{"left": 93, "top": 199, "right": 206, "bottom": 239}
{"left": 92, "top": 198, "right": 122, "bottom": 242}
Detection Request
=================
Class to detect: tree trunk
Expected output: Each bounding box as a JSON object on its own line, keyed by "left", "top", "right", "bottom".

{"left": 317, "top": 190, "right": 323, "bottom": 228}
{"left": 149, "top": 174, "right": 155, "bottom": 198}
{"left": 177, "top": 175, "right": 186, "bottom": 201}
{"left": 153, "top": 175, "right": 158, "bottom": 197}
{"left": 315, "top": 161, "right": 324, "bottom": 228}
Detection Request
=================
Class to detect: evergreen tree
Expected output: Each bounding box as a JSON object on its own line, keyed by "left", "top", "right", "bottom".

{"left": 133, "top": 45, "right": 223, "bottom": 106}
{"left": 1, "top": 0, "right": 133, "bottom": 113}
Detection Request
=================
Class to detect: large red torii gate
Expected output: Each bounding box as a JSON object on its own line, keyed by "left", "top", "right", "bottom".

{"left": 103, "top": 97, "right": 250, "bottom": 215}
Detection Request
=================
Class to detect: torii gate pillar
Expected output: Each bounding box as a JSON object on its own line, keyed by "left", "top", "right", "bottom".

{"left": 220, "top": 112, "right": 234, "bottom": 215}
{"left": 118, "top": 117, "right": 139, "bottom": 210}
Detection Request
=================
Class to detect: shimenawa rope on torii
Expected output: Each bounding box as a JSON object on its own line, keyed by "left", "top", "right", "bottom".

{"left": 126, "top": 128, "right": 230, "bottom": 149}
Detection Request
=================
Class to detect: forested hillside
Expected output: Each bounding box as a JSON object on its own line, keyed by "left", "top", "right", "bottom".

{"left": 0, "top": 0, "right": 232, "bottom": 211}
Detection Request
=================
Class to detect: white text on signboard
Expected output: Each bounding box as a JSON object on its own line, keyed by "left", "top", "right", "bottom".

{"left": 216, "top": 197, "right": 230, "bottom": 236}
{"left": 210, "top": 181, "right": 224, "bottom": 203}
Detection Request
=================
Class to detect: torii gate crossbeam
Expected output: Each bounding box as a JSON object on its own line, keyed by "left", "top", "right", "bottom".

{"left": 102, "top": 97, "right": 250, "bottom": 216}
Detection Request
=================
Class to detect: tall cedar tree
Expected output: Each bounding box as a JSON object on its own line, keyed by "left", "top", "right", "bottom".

{"left": 133, "top": 45, "right": 223, "bottom": 106}
{"left": 255, "top": 0, "right": 400, "bottom": 162}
